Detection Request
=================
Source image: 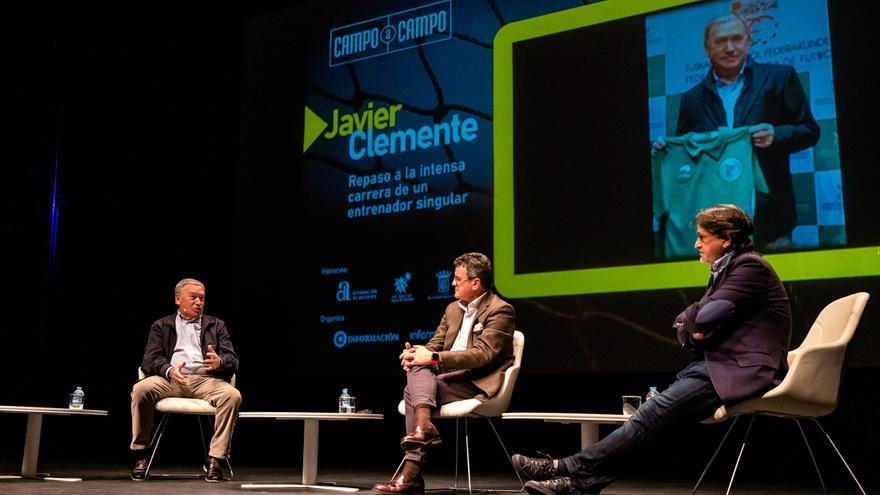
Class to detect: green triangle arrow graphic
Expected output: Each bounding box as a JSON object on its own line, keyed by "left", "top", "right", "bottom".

{"left": 303, "top": 106, "right": 328, "bottom": 152}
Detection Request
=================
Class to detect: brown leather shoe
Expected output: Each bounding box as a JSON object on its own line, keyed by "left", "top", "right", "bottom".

{"left": 373, "top": 472, "right": 425, "bottom": 494}
{"left": 204, "top": 457, "right": 223, "bottom": 483}
{"left": 400, "top": 424, "right": 442, "bottom": 451}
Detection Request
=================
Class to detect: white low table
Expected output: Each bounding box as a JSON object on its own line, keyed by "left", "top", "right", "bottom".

{"left": 239, "top": 411, "right": 383, "bottom": 492}
{"left": 502, "top": 412, "right": 629, "bottom": 450}
{"left": 0, "top": 405, "right": 108, "bottom": 482}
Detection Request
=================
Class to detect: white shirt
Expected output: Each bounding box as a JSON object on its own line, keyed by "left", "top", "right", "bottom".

{"left": 450, "top": 291, "right": 487, "bottom": 352}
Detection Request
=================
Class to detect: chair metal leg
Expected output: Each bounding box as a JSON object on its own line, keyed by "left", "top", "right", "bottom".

{"left": 389, "top": 456, "right": 407, "bottom": 480}
{"left": 197, "top": 416, "right": 209, "bottom": 460}
{"left": 486, "top": 417, "right": 526, "bottom": 492}
{"left": 464, "top": 418, "right": 474, "bottom": 494}
{"left": 812, "top": 419, "right": 867, "bottom": 495}
{"left": 224, "top": 457, "right": 234, "bottom": 481}
{"left": 434, "top": 417, "right": 524, "bottom": 494}
{"left": 452, "top": 418, "right": 461, "bottom": 489}
{"left": 145, "top": 414, "right": 170, "bottom": 479}
{"left": 793, "top": 418, "right": 826, "bottom": 494}
{"left": 724, "top": 414, "right": 756, "bottom": 495}
{"left": 691, "top": 416, "right": 740, "bottom": 495}
{"left": 694, "top": 415, "right": 867, "bottom": 495}
{"left": 147, "top": 413, "right": 233, "bottom": 481}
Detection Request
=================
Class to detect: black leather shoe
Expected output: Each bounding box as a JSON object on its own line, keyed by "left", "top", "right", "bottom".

{"left": 131, "top": 458, "right": 148, "bottom": 481}
{"left": 511, "top": 453, "right": 558, "bottom": 481}
{"left": 524, "top": 478, "right": 581, "bottom": 495}
{"left": 204, "top": 457, "right": 223, "bottom": 482}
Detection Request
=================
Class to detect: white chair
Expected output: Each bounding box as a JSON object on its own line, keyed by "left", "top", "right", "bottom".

{"left": 692, "top": 292, "right": 870, "bottom": 495}
{"left": 137, "top": 368, "right": 236, "bottom": 480}
{"left": 397, "top": 330, "right": 525, "bottom": 493}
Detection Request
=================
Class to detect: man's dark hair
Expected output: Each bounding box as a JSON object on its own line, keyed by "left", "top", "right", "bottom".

{"left": 695, "top": 204, "right": 755, "bottom": 253}
{"left": 454, "top": 252, "right": 493, "bottom": 289}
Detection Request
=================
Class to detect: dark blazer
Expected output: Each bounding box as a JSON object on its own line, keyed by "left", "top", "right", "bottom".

{"left": 140, "top": 313, "right": 239, "bottom": 381}
{"left": 675, "top": 251, "right": 791, "bottom": 403}
{"left": 425, "top": 291, "right": 516, "bottom": 398}
{"left": 676, "top": 60, "right": 820, "bottom": 243}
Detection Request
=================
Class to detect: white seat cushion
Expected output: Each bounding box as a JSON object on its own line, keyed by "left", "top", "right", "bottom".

{"left": 437, "top": 399, "right": 483, "bottom": 417}
{"left": 156, "top": 398, "right": 215, "bottom": 414}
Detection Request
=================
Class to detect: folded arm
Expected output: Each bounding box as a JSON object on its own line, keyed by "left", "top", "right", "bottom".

{"left": 675, "top": 256, "right": 769, "bottom": 347}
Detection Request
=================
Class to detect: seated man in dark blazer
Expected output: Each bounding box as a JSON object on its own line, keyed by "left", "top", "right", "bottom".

{"left": 130, "top": 278, "right": 241, "bottom": 482}
{"left": 373, "top": 253, "right": 516, "bottom": 494}
{"left": 511, "top": 204, "right": 791, "bottom": 495}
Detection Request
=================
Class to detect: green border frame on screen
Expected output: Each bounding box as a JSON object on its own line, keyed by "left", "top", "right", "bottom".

{"left": 492, "top": 0, "right": 880, "bottom": 298}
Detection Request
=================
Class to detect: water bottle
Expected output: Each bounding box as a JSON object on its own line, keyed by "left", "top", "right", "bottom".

{"left": 338, "top": 388, "right": 355, "bottom": 414}
{"left": 646, "top": 386, "right": 659, "bottom": 401}
{"left": 69, "top": 386, "right": 85, "bottom": 410}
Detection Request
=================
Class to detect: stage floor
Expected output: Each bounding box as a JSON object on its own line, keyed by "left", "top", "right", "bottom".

{"left": 0, "top": 464, "right": 858, "bottom": 494}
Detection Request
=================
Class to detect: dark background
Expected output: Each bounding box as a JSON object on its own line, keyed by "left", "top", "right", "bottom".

{"left": 2, "top": 0, "right": 878, "bottom": 490}
{"left": 513, "top": 15, "right": 655, "bottom": 273}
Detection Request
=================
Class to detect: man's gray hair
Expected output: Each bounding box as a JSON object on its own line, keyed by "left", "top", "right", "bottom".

{"left": 454, "top": 252, "right": 493, "bottom": 289}
{"left": 174, "top": 278, "right": 205, "bottom": 296}
{"left": 704, "top": 12, "right": 751, "bottom": 44}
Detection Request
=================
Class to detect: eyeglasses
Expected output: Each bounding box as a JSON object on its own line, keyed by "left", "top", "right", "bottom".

{"left": 452, "top": 276, "right": 476, "bottom": 285}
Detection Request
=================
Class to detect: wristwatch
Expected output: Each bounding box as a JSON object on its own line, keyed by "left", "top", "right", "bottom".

{"left": 431, "top": 352, "right": 440, "bottom": 367}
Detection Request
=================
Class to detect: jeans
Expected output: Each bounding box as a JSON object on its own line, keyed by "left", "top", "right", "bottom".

{"left": 558, "top": 360, "right": 722, "bottom": 494}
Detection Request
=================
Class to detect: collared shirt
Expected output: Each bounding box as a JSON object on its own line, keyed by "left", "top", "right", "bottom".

{"left": 450, "top": 291, "right": 488, "bottom": 352}
{"left": 168, "top": 312, "right": 206, "bottom": 377}
{"left": 710, "top": 252, "right": 734, "bottom": 286}
{"left": 713, "top": 63, "right": 747, "bottom": 128}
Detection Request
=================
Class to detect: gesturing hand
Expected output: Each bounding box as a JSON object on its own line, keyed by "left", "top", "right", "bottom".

{"left": 204, "top": 344, "right": 221, "bottom": 371}
{"left": 170, "top": 361, "right": 189, "bottom": 387}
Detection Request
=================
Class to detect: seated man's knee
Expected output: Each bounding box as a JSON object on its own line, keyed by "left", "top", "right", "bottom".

{"left": 131, "top": 376, "right": 158, "bottom": 401}
{"left": 226, "top": 386, "right": 242, "bottom": 407}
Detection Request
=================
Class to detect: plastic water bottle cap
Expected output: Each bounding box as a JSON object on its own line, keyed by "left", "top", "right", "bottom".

{"left": 76, "top": 387, "right": 83, "bottom": 390}
{"left": 649, "top": 386, "right": 657, "bottom": 391}
{"left": 342, "top": 388, "right": 348, "bottom": 393}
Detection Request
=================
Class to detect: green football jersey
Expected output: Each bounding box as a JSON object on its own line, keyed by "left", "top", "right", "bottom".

{"left": 652, "top": 126, "right": 768, "bottom": 259}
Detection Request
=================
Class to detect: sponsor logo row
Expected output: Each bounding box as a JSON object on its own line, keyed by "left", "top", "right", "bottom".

{"left": 331, "top": 328, "right": 434, "bottom": 348}
{"left": 323, "top": 268, "right": 454, "bottom": 303}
